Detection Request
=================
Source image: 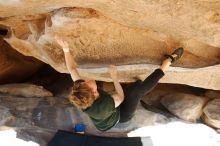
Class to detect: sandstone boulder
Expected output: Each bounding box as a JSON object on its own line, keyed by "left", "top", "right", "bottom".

{"left": 160, "top": 93, "right": 208, "bottom": 122}
{"left": 0, "top": 1, "right": 220, "bottom": 90}
{"left": 0, "top": 83, "right": 53, "bottom": 98}
{"left": 141, "top": 84, "right": 206, "bottom": 109}
{"left": 203, "top": 98, "right": 220, "bottom": 129}
{"left": 0, "top": 38, "right": 42, "bottom": 84}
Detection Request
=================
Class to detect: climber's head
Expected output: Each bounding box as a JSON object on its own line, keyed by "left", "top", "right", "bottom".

{"left": 68, "top": 79, "right": 99, "bottom": 109}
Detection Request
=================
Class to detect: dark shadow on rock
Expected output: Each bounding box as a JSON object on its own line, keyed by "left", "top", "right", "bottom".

{"left": 140, "top": 100, "right": 175, "bottom": 119}
{"left": 26, "top": 65, "right": 73, "bottom": 96}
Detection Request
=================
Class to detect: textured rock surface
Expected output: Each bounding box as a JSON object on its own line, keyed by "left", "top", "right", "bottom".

{"left": 0, "top": 38, "right": 42, "bottom": 84}
{"left": 0, "top": 83, "right": 53, "bottom": 97}
{"left": 0, "top": 93, "right": 171, "bottom": 145}
{"left": 0, "top": 1, "right": 220, "bottom": 89}
{"left": 0, "top": 106, "right": 13, "bottom": 126}
{"left": 0, "top": 70, "right": 219, "bottom": 145}
{"left": 160, "top": 93, "right": 208, "bottom": 122}
{"left": 205, "top": 90, "right": 220, "bottom": 99}
{"left": 0, "top": 93, "right": 219, "bottom": 146}
{"left": 140, "top": 83, "right": 204, "bottom": 109}
{"left": 203, "top": 98, "right": 220, "bottom": 129}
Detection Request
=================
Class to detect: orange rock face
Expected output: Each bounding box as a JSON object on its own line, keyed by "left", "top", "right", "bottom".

{"left": 0, "top": 1, "right": 220, "bottom": 89}
{"left": 0, "top": 38, "right": 42, "bottom": 84}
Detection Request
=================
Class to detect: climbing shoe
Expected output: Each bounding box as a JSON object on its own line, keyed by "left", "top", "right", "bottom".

{"left": 164, "top": 47, "right": 184, "bottom": 63}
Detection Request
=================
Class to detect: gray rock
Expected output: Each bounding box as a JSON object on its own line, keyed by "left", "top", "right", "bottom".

{"left": 0, "top": 95, "right": 73, "bottom": 130}
{"left": 16, "top": 128, "right": 55, "bottom": 146}
{"left": 0, "top": 83, "right": 53, "bottom": 98}
{"left": 0, "top": 106, "right": 14, "bottom": 125}
{"left": 161, "top": 93, "right": 208, "bottom": 122}
{"left": 203, "top": 98, "right": 220, "bottom": 129}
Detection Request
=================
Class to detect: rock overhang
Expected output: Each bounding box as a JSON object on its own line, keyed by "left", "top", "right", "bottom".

{"left": 0, "top": 1, "right": 219, "bottom": 89}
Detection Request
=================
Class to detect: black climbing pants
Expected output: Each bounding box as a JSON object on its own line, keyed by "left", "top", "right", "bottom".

{"left": 119, "top": 69, "right": 165, "bottom": 123}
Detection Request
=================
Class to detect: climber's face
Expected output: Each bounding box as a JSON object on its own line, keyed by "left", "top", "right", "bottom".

{"left": 84, "top": 80, "right": 99, "bottom": 97}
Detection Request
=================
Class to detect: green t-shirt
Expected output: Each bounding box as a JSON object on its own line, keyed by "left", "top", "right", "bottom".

{"left": 83, "top": 88, "right": 120, "bottom": 131}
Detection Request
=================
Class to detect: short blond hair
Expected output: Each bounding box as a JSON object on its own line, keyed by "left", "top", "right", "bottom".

{"left": 68, "top": 82, "right": 98, "bottom": 109}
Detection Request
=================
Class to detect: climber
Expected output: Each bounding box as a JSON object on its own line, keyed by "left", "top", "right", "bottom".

{"left": 55, "top": 36, "right": 184, "bottom": 131}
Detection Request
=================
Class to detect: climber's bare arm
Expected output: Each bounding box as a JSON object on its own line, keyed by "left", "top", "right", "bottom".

{"left": 108, "top": 65, "right": 124, "bottom": 108}
{"left": 55, "top": 36, "right": 81, "bottom": 81}
{"left": 63, "top": 49, "right": 81, "bottom": 81}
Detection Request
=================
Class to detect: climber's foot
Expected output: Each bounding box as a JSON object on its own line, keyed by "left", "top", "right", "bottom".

{"left": 164, "top": 47, "right": 184, "bottom": 63}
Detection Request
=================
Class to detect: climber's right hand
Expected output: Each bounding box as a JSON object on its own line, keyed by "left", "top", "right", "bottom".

{"left": 55, "top": 35, "right": 69, "bottom": 52}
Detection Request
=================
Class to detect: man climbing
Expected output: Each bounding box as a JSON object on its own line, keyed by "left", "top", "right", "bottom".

{"left": 55, "top": 36, "right": 184, "bottom": 131}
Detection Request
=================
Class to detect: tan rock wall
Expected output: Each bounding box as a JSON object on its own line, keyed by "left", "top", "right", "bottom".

{"left": 0, "top": 38, "right": 42, "bottom": 84}
{"left": 1, "top": 1, "right": 220, "bottom": 47}
{"left": 0, "top": 1, "right": 220, "bottom": 89}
